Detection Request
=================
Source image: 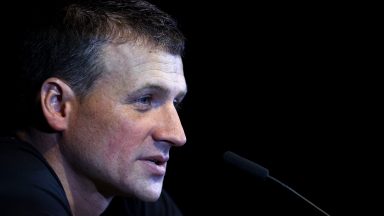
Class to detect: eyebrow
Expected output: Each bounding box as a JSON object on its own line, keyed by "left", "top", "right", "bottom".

{"left": 133, "top": 83, "right": 187, "bottom": 100}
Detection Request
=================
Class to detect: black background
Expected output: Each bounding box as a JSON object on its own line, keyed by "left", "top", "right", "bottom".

{"left": 0, "top": 1, "right": 379, "bottom": 215}
{"left": 150, "top": 1, "right": 379, "bottom": 216}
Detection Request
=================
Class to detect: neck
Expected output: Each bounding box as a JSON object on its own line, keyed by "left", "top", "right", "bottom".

{"left": 17, "top": 129, "right": 113, "bottom": 216}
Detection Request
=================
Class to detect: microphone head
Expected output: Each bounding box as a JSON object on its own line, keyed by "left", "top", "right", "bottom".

{"left": 223, "top": 151, "right": 269, "bottom": 180}
{"left": 222, "top": 151, "right": 331, "bottom": 215}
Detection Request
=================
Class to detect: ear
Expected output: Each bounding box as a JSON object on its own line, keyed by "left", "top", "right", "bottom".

{"left": 40, "top": 78, "right": 76, "bottom": 131}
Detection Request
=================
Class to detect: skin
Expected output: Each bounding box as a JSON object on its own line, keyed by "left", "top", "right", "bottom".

{"left": 20, "top": 42, "right": 187, "bottom": 215}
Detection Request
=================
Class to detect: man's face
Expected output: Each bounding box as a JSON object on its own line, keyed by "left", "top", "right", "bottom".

{"left": 63, "top": 43, "right": 187, "bottom": 201}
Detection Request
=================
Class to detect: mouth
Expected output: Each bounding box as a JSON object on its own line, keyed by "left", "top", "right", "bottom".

{"left": 144, "top": 154, "right": 169, "bottom": 164}
{"left": 140, "top": 155, "right": 169, "bottom": 175}
{"left": 148, "top": 158, "right": 166, "bottom": 166}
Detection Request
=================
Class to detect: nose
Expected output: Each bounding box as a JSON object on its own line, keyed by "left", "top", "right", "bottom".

{"left": 152, "top": 102, "right": 187, "bottom": 147}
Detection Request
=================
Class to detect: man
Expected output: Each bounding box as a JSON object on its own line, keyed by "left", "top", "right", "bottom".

{"left": 0, "top": 0, "right": 187, "bottom": 215}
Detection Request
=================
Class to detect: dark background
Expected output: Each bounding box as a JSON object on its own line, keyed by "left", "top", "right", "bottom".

{"left": 0, "top": 1, "right": 378, "bottom": 215}
{"left": 150, "top": 1, "right": 379, "bottom": 216}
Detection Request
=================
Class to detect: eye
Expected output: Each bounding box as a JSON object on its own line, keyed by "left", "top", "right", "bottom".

{"left": 137, "top": 95, "right": 152, "bottom": 105}
{"left": 173, "top": 98, "right": 182, "bottom": 110}
{"left": 134, "top": 95, "right": 153, "bottom": 111}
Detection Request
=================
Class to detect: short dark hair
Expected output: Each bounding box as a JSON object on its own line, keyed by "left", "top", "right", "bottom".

{"left": 5, "top": 0, "right": 185, "bottom": 130}
{"left": 22, "top": 0, "right": 185, "bottom": 97}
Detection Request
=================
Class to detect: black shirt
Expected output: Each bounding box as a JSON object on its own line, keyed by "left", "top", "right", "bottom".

{"left": 0, "top": 137, "right": 183, "bottom": 216}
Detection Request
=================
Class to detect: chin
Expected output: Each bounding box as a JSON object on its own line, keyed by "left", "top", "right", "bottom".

{"left": 135, "top": 181, "right": 163, "bottom": 202}
{"left": 136, "top": 189, "right": 162, "bottom": 202}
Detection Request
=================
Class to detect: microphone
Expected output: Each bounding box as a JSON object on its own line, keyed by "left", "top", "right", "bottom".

{"left": 223, "top": 151, "right": 330, "bottom": 216}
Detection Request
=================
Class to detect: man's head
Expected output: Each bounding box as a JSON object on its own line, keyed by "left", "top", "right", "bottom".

{"left": 21, "top": 0, "right": 185, "bottom": 99}
{"left": 16, "top": 0, "right": 187, "bottom": 201}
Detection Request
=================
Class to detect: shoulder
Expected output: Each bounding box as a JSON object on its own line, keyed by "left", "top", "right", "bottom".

{"left": 0, "top": 137, "right": 71, "bottom": 215}
{"left": 102, "top": 190, "right": 183, "bottom": 216}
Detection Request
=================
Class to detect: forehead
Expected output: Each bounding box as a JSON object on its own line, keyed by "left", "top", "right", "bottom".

{"left": 100, "top": 42, "right": 187, "bottom": 92}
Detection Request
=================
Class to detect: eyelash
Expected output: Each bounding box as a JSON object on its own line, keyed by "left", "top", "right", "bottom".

{"left": 137, "top": 95, "right": 152, "bottom": 105}
{"left": 134, "top": 95, "right": 153, "bottom": 110}
{"left": 134, "top": 95, "right": 183, "bottom": 111}
{"left": 173, "top": 99, "right": 182, "bottom": 110}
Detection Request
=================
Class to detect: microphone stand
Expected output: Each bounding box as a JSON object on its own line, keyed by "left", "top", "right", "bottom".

{"left": 223, "top": 151, "right": 331, "bottom": 216}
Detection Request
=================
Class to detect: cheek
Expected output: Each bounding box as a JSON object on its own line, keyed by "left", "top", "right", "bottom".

{"left": 105, "top": 118, "right": 153, "bottom": 159}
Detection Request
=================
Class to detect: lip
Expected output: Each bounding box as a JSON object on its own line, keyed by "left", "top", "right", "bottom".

{"left": 139, "top": 155, "right": 169, "bottom": 176}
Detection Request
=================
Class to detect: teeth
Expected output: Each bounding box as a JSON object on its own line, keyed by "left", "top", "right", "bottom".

{"left": 150, "top": 159, "right": 160, "bottom": 164}
{"left": 147, "top": 158, "right": 166, "bottom": 165}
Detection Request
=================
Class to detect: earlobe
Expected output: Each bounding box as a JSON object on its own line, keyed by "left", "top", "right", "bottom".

{"left": 40, "top": 78, "right": 76, "bottom": 131}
